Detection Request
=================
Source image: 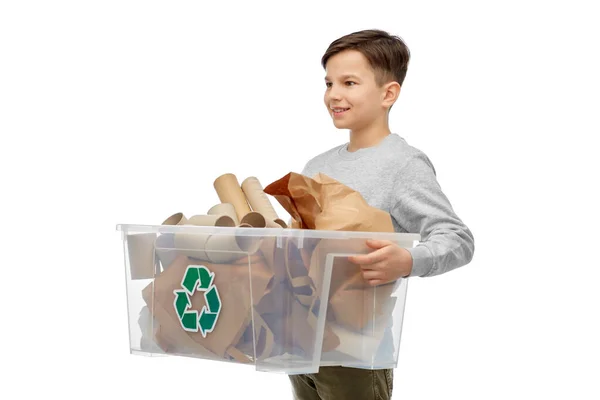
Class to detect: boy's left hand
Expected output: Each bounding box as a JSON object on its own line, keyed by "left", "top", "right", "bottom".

{"left": 347, "top": 240, "right": 413, "bottom": 286}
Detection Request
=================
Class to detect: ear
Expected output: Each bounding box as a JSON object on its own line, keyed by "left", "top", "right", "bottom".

{"left": 382, "top": 81, "right": 401, "bottom": 108}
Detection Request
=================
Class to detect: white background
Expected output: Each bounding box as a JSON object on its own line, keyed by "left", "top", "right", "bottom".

{"left": 1, "top": 1, "right": 599, "bottom": 399}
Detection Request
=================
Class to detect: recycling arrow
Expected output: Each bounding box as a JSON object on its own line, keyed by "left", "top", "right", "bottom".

{"left": 173, "top": 265, "right": 221, "bottom": 337}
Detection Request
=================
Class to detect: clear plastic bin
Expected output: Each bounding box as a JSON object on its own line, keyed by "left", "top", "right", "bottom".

{"left": 117, "top": 223, "right": 420, "bottom": 375}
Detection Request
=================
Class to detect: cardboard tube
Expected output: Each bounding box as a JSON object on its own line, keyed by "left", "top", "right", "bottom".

{"left": 241, "top": 177, "right": 287, "bottom": 228}
{"left": 207, "top": 203, "right": 239, "bottom": 225}
{"left": 235, "top": 214, "right": 265, "bottom": 257}
{"left": 205, "top": 233, "right": 261, "bottom": 263}
{"left": 189, "top": 214, "right": 236, "bottom": 227}
{"left": 213, "top": 173, "right": 251, "bottom": 222}
{"left": 265, "top": 219, "right": 285, "bottom": 228}
{"left": 162, "top": 212, "right": 188, "bottom": 226}
{"left": 240, "top": 211, "right": 266, "bottom": 228}
{"left": 173, "top": 233, "right": 209, "bottom": 262}
{"left": 173, "top": 229, "right": 261, "bottom": 264}
{"left": 127, "top": 233, "right": 158, "bottom": 280}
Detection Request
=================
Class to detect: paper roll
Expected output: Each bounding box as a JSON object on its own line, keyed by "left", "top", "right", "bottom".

{"left": 240, "top": 211, "right": 266, "bottom": 228}
{"left": 227, "top": 212, "right": 268, "bottom": 257}
{"left": 241, "top": 177, "right": 287, "bottom": 228}
{"left": 265, "top": 219, "right": 285, "bottom": 228}
{"left": 162, "top": 212, "right": 188, "bottom": 225}
{"left": 173, "top": 229, "right": 262, "bottom": 264}
{"left": 127, "top": 233, "right": 158, "bottom": 280}
{"left": 205, "top": 233, "right": 261, "bottom": 263}
{"left": 189, "top": 214, "right": 236, "bottom": 227}
{"left": 207, "top": 203, "right": 239, "bottom": 226}
{"left": 213, "top": 173, "right": 251, "bottom": 222}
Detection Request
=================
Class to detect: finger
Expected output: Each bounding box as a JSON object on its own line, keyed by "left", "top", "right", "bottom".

{"left": 361, "top": 269, "right": 382, "bottom": 281}
{"left": 348, "top": 249, "right": 387, "bottom": 265}
{"left": 360, "top": 260, "right": 386, "bottom": 271}
{"left": 367, "top": 279, "right": 385, "bottom": 287}
{"left": 362, "top": 269, "right": 377, "bottom": 279}
{"left": 366, "top": 239, "right": 394, "bottom": 249}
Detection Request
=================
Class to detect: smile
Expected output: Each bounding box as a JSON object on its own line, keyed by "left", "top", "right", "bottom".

{"left": 332, "top": 108, "right": 350, "bottom": 116}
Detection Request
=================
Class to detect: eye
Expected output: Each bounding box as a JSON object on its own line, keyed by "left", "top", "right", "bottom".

{"left": 325, "top": 82, "right": 332, "bottom": 88}
{"left": 345, "top": 81, "right": 356, "bottom": 86}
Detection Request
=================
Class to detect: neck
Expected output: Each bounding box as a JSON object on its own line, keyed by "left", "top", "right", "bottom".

{"left": 347, "top": 118, "right": 391, "bottom": 152}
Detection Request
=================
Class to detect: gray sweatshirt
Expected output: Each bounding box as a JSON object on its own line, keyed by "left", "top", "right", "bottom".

{"left": 301, "top": 133, "right": 475, "bottom": 278}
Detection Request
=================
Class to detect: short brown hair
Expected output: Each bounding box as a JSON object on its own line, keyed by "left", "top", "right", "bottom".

{"left": 321, "top": 29, "right": 410, "bottom": 87}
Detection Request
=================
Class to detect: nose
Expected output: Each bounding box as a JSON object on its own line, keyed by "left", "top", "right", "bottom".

{"left": 326, "top": 85, "right": 342, "bottom": 102}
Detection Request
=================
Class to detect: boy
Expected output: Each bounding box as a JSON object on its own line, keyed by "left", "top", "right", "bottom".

{"left": 288, "top": 29, "right": 475, "bottom": 399}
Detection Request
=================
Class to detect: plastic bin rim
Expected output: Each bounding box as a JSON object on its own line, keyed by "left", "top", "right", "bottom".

{"left": 116, "top": 223, "right": 420, "bottom": 241}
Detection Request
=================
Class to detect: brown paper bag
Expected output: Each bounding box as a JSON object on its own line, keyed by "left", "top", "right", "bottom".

{"left": 257, "top": 235, "right": 317, "bottom": 288}
{"left": 264, "top": 172, "right": 397, "bottom": 331}
{"left": 255, "top": 275, "right": 340, "bottom": 356}
{"left": 254, "top": 235, "right": 340, "bottom": 355}
{"left": 264, "top": 172, "right": 394, "bottom": 232}
{"left": 142, "top": 253, "right": 274, "bottom": 362}
{"left": 309, "top": 240, "right": 396, "bottom": 331}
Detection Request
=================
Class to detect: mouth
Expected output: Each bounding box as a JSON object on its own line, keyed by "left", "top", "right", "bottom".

{"left": 331, "top": 107, "right": 350, "bottom": 117}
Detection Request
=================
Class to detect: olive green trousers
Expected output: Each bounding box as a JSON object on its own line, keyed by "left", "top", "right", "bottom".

{"left": 289, "top": 366, "right": 393, "bottom": 400}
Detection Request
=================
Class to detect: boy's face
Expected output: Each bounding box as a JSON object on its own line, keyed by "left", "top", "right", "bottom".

{"left": 324, "top": 50, "right": 392, "bottom": 131}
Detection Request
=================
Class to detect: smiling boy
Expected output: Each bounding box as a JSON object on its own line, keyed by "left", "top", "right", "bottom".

{"left": 288, "top": 29, "right": 475, "bottom": 399}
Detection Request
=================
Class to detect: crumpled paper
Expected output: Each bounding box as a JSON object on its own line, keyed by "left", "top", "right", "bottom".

{"left": 264, "top": 172, "right": 397, "bottom": 331}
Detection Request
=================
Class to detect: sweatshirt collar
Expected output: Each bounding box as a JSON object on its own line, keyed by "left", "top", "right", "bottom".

{"left": 338, "top": 133, "right": 397, "bottom": 160}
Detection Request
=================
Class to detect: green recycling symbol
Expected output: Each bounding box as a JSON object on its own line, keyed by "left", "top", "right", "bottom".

{"left": 173, "top": 265, "right": 221, "bottom": 338}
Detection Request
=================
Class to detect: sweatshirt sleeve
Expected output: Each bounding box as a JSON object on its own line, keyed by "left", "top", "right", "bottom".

{"left": 391, "top": 152, "right": 475, "bottom": 278}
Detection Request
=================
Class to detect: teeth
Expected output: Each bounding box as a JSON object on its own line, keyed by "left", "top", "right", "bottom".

{"left": 333, "top": 108, "right": 348, "bottom": 112}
